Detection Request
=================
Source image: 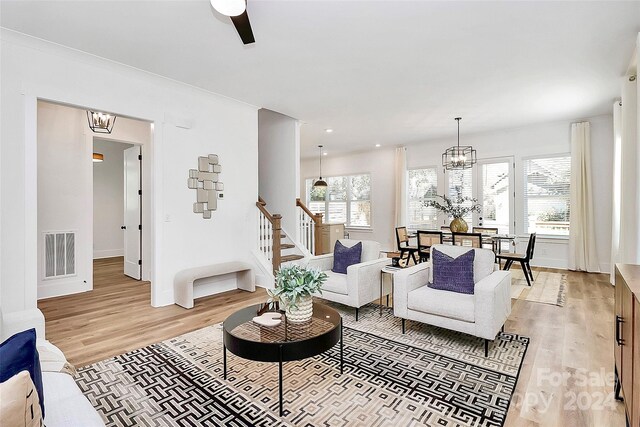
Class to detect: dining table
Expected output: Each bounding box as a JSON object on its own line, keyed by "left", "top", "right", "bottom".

{"left": 408, "top": 230, "right": 518, "bottom": 262}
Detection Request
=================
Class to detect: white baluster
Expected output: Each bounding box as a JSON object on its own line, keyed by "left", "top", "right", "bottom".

{"left": 267, "top": 221, "right": 272, "bottom": 261}
{"left": 260, "top": 213, "right": 265, "bottom": 256}
{"left": 258, "top": 211, "right": 261, "bottom": 253}
{"left": 310, "top": 220, "right": 314, "bottom": 255}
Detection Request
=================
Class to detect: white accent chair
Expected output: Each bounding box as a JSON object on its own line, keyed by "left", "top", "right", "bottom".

{"left": 0, "top": 308, "right": 105, "bottom": 426}
{"left": 393, "top": 244, "right": 511, "bottom": 356}
{"left": 306, "top": 239, "right": 391, "bottom": 320}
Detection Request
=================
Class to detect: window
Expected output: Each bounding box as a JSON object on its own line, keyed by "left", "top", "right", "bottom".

{"left": 327, "top": 176, "right": 347, "bottom": 223}
{"left": 447, "top": 168, "right": 473, "bottom": 224}
{"left": 305, "top": 174, "right": 371, "bottom": 227}
{"left": 349, "top": 174, "right": 371, "bottom": 227}
{"left": 307, "top": 180, "right": 327, "bottom": 217}
{"left": 479, "top": 161, "right": 512, "bottom": 234}
{"left": 407, "top": 168, "right": 438, "bottom": 230}
{"left": 523, "top": 156, "right": 571, "bottom": 235}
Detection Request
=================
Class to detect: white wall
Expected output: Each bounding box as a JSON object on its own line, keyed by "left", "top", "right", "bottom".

{"left": 37, "top": 102, "right": 93, "bottom": 298}
{"left": 301, "top": 115, "right": 614, "bottom": 271}
{"left": 93, "top": 139, "right": 134, "bottom": 259}
{"left": 1, "top": 29, "right": 259, "bottom": 313}
{"left": 258, "top": 109, "right": 300, "bottom": 236}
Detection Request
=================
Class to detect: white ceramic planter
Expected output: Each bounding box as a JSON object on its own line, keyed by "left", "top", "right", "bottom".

{"left": 285, "top": 295, "right": 313, "bottom": 323}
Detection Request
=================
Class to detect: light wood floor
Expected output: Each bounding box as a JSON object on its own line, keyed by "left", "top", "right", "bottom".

{"left": 38, "top": 257, "right": 268, "bottom": 367}
{"left": 38, "top": 258, "right": 625, "bottom": 426}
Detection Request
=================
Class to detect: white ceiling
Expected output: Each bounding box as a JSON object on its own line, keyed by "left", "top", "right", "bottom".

{"left": 2, "top": 1, "right": 638, "bottom": 158}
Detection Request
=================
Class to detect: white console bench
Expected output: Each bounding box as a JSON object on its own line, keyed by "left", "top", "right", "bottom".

{"left": 174, "top": 261, "right": 255, "bottom": 309}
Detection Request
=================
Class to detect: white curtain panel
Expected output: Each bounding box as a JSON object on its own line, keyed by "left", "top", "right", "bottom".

{"left": 568, "top": 122, "right": 600, "bottom": 272}
{"left": 394, "top": 147, "right": 408, "bottom": 227}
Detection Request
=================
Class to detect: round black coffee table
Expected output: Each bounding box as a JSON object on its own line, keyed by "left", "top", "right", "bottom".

{"left": 222, "top": 302, "right": 343, "bottom": 416}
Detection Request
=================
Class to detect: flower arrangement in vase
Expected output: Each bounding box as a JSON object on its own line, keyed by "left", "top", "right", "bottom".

{"left": 423, "top": 188, "right": 481, "bottom": 232}
{"left": 267, "top": 264, "right": 327, "bottom": 323}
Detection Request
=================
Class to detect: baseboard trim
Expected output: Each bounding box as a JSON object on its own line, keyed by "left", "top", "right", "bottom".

{"left": 93, "top": 249, "right": 124, "bottom": 259}
{"left": 38, "top": 280, "right": 92, "bottom": 300}
{"left": 530, "top": 257, "right": 568, "bottom": 270}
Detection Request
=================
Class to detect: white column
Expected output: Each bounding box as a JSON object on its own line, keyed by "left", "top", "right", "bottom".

{"left": 619, "top": 73, "right": 639, "bottom": 265}
{"left": 611, "top": 101, "right": 623, "bottom": 282}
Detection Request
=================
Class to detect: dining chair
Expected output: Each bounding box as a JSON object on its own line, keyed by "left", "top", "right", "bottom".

{"left": 395, "top": 226, "right": 419, "bottom": 265}
{"left": 473, "top": 226, "right": 499, "bottom": 250}
{"left": 496, "top": 233, "right": 536, "bottom": 286}
{"left": 440, "top": 225, "right": 453, "bottom": 243}
{"left": 416, "top": 230, "right": 443, "bottom": 262}
{"left": 452, "top": 232, "right": 483, "bottom": 248}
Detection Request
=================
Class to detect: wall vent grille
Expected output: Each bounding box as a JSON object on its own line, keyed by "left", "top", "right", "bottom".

{"left": 44, "top": 232, "right": 76, "bottom": 278}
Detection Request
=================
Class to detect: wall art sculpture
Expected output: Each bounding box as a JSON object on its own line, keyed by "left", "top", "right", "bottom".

{"left": 188, "top": 154, "right": 224, "bottom": 219}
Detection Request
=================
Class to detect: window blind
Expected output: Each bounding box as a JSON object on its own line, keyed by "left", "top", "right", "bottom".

{"left": 306, "top": 173, "right": 371, "bottom": 227}
{"left": 523, "top": 156, "right": 571, "bottom": 235}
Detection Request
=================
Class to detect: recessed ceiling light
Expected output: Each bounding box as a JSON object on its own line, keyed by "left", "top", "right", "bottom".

{"left": 375, "top": 144, "right": 381, "bottom": 147}
{"left": 325, "top": 129, "right": 333, "bottom": 133}
{"left": 323, "top": 152, "right": 328, "bottom": 156}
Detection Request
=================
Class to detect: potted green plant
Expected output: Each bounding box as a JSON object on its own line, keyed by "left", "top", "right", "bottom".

{"left": 267, "top": 264, "right": 328, "bottom": 323}
{"left": 423, "top": 189, "right": 481, "bottom": 232}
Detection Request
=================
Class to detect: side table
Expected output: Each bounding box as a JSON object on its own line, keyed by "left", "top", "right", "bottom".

{"left": 380, "top": 266, "right": 404, "bottom": 316}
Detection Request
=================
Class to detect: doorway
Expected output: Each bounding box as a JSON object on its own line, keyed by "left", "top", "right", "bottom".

{"left": 475, "top": 157, "right": 515, "bottom": 234}
{"left": 93, "top": 139, "right": 142, "bottom": 280}
{"left": 36, "top": 99, "right": 152, "bottom": 300}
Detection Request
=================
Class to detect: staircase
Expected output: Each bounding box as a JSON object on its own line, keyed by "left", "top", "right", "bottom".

{"left": 256, "top": 197, "right": 305, "bottom": 275}
{"left": 280, "top": 236, "right": 305, "bottom": 263}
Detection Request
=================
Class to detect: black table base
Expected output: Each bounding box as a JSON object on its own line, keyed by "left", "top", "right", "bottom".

{"left": 223, "top": 304, "right": 343, "bottom": 417}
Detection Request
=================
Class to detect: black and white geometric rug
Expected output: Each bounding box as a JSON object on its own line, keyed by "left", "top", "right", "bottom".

{"left": 76, "top": 303, "right": 529, "bottom": 427}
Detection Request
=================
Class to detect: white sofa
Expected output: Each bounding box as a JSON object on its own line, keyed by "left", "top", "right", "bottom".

{"left": 306, "top": 239, "right": 391, "bottom": 320}
{"left": 393, "top": 244, "right": 511, "bottom": 356}
{"left": 0, "top": 308, "right": 105, "bottom": 427}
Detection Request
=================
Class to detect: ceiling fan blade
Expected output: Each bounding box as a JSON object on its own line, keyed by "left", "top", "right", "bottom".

{"left": 230, "top": 11, "right": 255, "bottom": 45}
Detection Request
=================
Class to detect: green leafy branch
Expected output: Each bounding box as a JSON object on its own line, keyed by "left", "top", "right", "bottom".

{"left": 422, "top": 190, "right": 481, "bottom": 219}
{"left": 267, "top": 264, "right": 327, "bottom": 310}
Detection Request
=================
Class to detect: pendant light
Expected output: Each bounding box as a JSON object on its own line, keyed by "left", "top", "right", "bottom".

{"left": 87, "top": 110, "right": 116, "bottom": 133}
{"left": 442, "top": 117, "right": 477, "bottom": 170}
{"left": 313, "top": 145, "right": 328, "bottom": 188}
{"left": 87, "top": 111, "right": 117, "bottom": 134}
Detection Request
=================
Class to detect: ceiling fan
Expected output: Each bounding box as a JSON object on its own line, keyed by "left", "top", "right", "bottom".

{"left": 210, "top": 0, "right": 255, "bottom": 45}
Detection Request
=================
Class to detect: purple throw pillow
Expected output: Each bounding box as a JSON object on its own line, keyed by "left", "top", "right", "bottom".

{"left": 429, "top": 248, "right": 475, "bottom": 294}
{"left": 332, "top": 241, "right": 362, "bottom": 274}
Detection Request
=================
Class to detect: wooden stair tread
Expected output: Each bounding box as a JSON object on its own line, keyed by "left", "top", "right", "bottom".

{"left": 281, "top": 244, "right": 295, "bottom": 249}
{"left": 281, "top": 254, "right": 304, "bottom": 262}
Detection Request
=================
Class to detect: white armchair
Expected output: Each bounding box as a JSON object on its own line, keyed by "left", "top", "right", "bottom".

{"left": 0, "top": 308, "right": 105, "bottom": 426}
{"left": 306, "top": 239, "right": 391, "bottom": 320}
{"left": 393, "top": 244, "right": 511, "bottom": 356}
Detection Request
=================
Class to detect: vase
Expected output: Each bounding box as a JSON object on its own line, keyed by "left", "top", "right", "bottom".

{"left": 449, "top": 217, "right": 468, "bottom": 233}
{"left": 285, "top": 295, "right": 313, "bottom": 323}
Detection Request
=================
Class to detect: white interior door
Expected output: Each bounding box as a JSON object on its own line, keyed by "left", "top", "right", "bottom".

{"left": 124, "top": 146, "right": 141, "bottom": 279}
{"left": 476, "top": 157, "right": 514, "bottom": 234}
